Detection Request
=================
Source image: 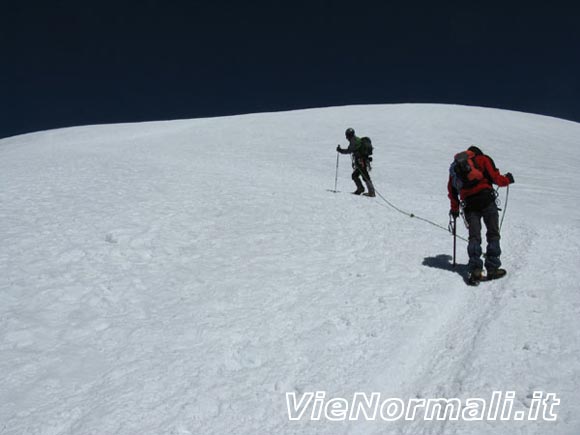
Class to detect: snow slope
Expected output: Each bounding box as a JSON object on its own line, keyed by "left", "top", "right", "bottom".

{"left": 1, "top": 104, "right": 579, "bottom": 435}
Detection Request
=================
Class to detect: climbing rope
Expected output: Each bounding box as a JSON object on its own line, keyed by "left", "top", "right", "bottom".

{"left": 343, "top": 158, "right": 511, "bottom": 245}
{"left": 372, "top": 186, "right": 469, "bottom": 243}
{"left": 352, "top": 159, "right": 470, "bottom": 242}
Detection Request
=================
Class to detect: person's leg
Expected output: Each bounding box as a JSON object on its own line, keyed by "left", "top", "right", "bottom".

{"left": 351, "top": 169, "right": 364, "bottom": 194}
{"left": 359, "top": 165, "right": 375, "bottom": 196}
{"left": 466, "top": 209, "right": 484, "bottom": 273}
{"left": 482, "top": 202, "right": 502, "bottom": 271}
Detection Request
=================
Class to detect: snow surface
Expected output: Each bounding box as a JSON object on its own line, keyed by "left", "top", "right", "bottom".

{"left": 1, "top": 104, "right": 579, "bottom": 435}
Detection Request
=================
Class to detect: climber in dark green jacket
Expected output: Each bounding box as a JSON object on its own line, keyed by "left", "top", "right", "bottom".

{"left": 336, "top": 128, "right": 375, "bottom": 197}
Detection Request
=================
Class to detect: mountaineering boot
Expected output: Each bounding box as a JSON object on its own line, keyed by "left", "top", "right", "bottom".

{"left": 352, "top": 178, "right": 364, "bottom": 195}
{"left": 467, "top": 268, "right": 483, "bottom": 285}
{"left": 486, "top": 268, "right": 507, "bottom": 280}
{"left": 363, "top": 180, "right": 375, "bottom": 197}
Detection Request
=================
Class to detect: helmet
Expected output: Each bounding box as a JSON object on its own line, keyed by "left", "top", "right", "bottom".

{"left": 345, "top": 128, "right": 355, "bottom": 139}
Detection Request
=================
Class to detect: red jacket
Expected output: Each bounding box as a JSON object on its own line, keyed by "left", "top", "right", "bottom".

{"left": 448, "top": 154, "right": 511, "bottom": 212}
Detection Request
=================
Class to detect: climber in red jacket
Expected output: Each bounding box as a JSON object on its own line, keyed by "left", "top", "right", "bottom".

{"left": 448, "top": 145, "right": 514, "bottom": 283}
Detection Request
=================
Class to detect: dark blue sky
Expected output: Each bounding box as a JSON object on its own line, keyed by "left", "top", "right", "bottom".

{"left": 1, "top": 1, "right": 579, "bottom": 139}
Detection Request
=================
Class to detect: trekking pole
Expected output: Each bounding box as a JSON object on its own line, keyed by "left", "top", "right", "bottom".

{"left": 452, "top": 215, "right": 457, "bottom": 268}
{"left": 333, "top": 152, "right": 340, "bottom": 192}
{"left": 499, "top": 185, "right": 510, "bottom": 231}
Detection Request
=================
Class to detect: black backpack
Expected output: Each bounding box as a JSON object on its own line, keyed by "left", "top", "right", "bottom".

{"left": 360, "top": 137, "right": 373, "bottom": 157}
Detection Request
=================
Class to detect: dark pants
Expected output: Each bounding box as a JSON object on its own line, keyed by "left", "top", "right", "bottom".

{"left": 352, "top": 159, "right": 372, "bottom": 190}
{"left": 465, "top": 200, "right": 501, "bottom": 272}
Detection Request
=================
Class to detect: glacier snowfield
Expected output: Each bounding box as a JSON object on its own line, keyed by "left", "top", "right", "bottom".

{"left": 1, "top": 104, "right": 579, "bottom": 434}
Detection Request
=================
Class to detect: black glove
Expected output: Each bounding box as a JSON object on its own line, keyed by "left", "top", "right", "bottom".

{"left": 450, "top": 210, "right": 459, "bottom": 218}
{"left": 336, "top": 145, "right": 341, "bottom": 152}
{"left": 505, "top": 172, "right": 514, "bottom": 184}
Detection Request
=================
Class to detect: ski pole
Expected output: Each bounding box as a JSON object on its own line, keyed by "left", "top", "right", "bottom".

{"left": 452, "top": 215, "right": 457, "bottom": 268}
{"left": 333, "top": 152, "right": 339, "bottom": 192}
{"left": 499, "top": 184, "right": 509, "bottom": 231}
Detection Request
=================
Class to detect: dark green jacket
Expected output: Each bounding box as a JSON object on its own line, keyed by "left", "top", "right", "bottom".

{"left": 338, "top": 136, "right": 364, "bottom": 158}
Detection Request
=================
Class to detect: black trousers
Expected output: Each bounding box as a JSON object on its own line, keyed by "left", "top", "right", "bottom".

{"left": 352, "top": 159, "right": 371, "bottom": 186}
{"left": 465, "top": 199, "right": 502, "bottom": 272}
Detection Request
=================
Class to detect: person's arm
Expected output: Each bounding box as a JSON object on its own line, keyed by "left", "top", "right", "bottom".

{"left": 336, "top": 143, "right": 353, "bottom": 154}
{"left": 482, "top": 156, "right": 513, "bottom": 187}
{"left": 448, "top": 177, "right": 460, "bottom": 214}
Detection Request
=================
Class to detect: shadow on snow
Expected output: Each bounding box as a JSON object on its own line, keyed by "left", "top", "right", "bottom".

{"left": 422, "top": 254, "right": 471, "bottom": 285}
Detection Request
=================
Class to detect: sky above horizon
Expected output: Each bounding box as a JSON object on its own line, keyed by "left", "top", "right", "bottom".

{"left": 1, "top": 1, "right": 579, "bottom": 139}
